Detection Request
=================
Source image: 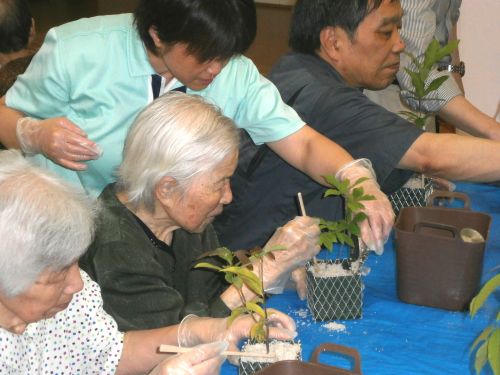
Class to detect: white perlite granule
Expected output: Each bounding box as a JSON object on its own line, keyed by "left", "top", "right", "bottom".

{"left": 322, "top": 322, "right": 346, "bottom": 332}
{"left": 240, "top": 340, "right": 301, "bottom": 363}
{"left": 309, "top": 259, "right": 363, "bottom": 278}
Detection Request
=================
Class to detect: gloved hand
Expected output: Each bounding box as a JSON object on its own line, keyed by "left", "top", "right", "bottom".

{"left": 177, "top": 309, "right": 297, "bottom": 364}
{"left": 336, "top": 158, "right": 394, "bottom": 255}
{"left": 149, "top": 341, "right": 227, "bottom": 375}
{"left": 261, "top": 216, "right": 320, "bottom": 294}
{"left": 290, "top": 267, "right": 308, "bottom": 301}
{"left": 16, "top": 117, "right": 102, "bottom": 170}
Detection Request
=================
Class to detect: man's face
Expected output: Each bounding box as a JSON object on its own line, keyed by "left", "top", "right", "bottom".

{"left": 147, "top": 27, "right": 229, "bottom": 91}
{"left": 332, "top": 0, "right": 404, "bottom": 90}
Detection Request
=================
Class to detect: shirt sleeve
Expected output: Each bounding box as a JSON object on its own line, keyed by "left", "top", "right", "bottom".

{"left": 208, "top": 56, "right": 305, "bottom": 145}
{"left": 397, "top": 0, "right": 462, "bottom": 112}
{"left": 5, "top": 28, "right": 71, "bottom": 118}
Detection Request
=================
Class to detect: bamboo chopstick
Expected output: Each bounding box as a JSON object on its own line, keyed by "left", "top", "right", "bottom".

{"left": 159, "top": 344, "right": 276, "bottom": 358}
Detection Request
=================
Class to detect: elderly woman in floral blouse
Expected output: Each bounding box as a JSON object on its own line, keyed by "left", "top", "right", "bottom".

{"left": 0, "top": 149, "right": 296, "bottom": 374}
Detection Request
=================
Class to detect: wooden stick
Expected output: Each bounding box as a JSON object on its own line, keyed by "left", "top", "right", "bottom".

{"left": 297, "top": 192, "right": 318, "bottom": 265}
{"left": 159, "top": 344, "right": 276, "bottom": 358}
{"left": 297, "top": 192, "right": 307, "bottom": 216}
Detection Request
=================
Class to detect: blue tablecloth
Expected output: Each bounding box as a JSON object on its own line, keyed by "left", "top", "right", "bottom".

{"left": 221, "top": 182, "right": 500, "bottom": 375}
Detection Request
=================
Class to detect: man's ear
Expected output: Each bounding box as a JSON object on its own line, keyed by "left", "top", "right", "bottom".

{"left": 155, "top": 176, "right": 178, "bottom": 206}
{"left": 319, "top": 26, "right": 342, "bottom": 59}
{"left": 148, "top": 26, "right": 163, "bottom": 49}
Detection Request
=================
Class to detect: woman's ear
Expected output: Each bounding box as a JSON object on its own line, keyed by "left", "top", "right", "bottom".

{"left": 155, "top": 176, "right": 178, "bottom": 206}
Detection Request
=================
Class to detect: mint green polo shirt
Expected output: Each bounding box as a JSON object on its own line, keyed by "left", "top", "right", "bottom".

{"left": 6, "top": 14, "right": 304, "bottom": 196}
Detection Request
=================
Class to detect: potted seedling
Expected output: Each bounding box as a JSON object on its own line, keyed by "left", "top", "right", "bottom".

{"left": 390, "top": 38, "right": 459, "bottom": 215}
{"left": 195, "top": 246, "right": 301, "bottom": 375}
{"left": 469, "top": 272, "right": 500, "bottom": 375}
{"left": 306, "top": 175, "right": 374, "bottom": 321}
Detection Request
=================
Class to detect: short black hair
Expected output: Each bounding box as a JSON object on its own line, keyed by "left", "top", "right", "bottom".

{"left": 0, "top": 0, "right": 32, "bottom": 54}
{"left": 134, "top": 0, "right": 256, "bottom": 62}
{"left": 289, "top": 0, "right": 386, "bottom": 54}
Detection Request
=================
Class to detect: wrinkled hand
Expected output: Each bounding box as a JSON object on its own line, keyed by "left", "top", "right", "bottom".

{"left": 16, "top": 117, "right": 102, "bottom": 170}
{"left": 261, "top": 216, "right": 320, "bottom": 294}
{"left": 290, "top": 267, "right": 307, "bottom": 301}
{"left": 336, "top": 159, "right": 394, "bottom": 254}
{"left": 149, "top": 342, "right": 227, "bottom": 375}
{"left": 177, "top": 310, "right": 297, "bottom": 364}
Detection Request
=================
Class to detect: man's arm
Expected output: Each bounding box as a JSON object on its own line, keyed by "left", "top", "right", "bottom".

{"left": 0, "top": 96, "right": 23, "bottom": 148}
{"left": 399, "top": 132, "right": 500, "bottom": 181}
{"left": 268, "top": 125, "right": 394, "bottom": 253}
{"left": 438, "top": 96, "right": 500, "bottom": 140}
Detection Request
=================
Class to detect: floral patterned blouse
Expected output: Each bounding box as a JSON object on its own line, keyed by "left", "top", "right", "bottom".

{"left": 0, "top": 271, "right": 124, "bottom": 374}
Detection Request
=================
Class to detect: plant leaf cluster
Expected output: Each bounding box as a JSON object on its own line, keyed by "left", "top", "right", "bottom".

{"left": 400, "top": 38, "right": 459, "bottom": 128}
{"left": 470, "top": 272, "right": 500, "bottom": 375}
{"left": 319, "top": 175, "right": 374, "bottom": 251}
{"left": 195, "top": 245, "right": 285, "bottom": 343}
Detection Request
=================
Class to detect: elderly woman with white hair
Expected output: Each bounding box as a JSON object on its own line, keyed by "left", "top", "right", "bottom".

{"left": 0, "top": 149, "right": 297, "bottom": 374}
{"left": 80, "top": 92, "right": 320, "bottom": 332}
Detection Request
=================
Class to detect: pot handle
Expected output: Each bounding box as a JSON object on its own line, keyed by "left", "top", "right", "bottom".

{"left": 413, "top": 221, "right": 459, "bottom": 240}
{"left": 310, "top": 343, "right": 362, "bottom": 374}
{"left": 426, "top": 191, "right": 470, "bottom": 210}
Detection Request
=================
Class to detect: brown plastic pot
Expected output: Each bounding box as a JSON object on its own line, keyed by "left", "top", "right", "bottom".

{"left": 394, "top": 191, "right": 491, "bottom": 311}
{"left": 254, "top": 343, "right": 362, "bottom": 375}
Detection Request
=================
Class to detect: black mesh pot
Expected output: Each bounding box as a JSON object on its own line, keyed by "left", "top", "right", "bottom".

{"left": 239, "top": 340, "right": 301, "bottom": 375}
{"left": 306, "top": 259, "right": 363, "bottom": 321}
{"left": 389, "top": 173, "right": 434, "bottom": 216}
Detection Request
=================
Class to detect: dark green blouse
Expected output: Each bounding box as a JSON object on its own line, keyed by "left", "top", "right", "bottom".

{"left": 79, "top": 184, "right": 231, "bottom": 331}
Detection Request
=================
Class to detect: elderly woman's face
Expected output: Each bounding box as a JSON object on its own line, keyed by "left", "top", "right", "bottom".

{"left": 167, "top": 151, "right": 238, "bottom": 233}
{"left": 1, "top": 263, "right": 83, "bottom": 328}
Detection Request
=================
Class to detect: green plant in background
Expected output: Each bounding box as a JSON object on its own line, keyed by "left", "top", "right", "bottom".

{"left": 318, "top": 176, "right": 374, "bottom": 255}
{"left": 400, "top": 38, "right": 459, "bottom": 128}
{"left": 195, "top": 245, "right": 284, "bottom": 343}
{"left": 470, "top": 272, "right": 500, "bottom": 375}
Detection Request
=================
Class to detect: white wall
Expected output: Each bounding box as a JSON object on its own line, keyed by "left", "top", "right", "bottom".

{"left": 458, "top": 0, "right": 500, "bottom": 120}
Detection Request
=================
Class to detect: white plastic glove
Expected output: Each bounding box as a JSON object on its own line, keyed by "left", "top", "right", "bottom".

{"left": 261, "top": 216, "right": 320, "bottom": 294}
{"left": 149, "top": 341, "right": 227, "bottom": 375}
{"left": 177, "top": 309, "right": 297, "bottom": 364}
{"left": 16, "top": 117, "right": 102, "bottom": 170}
{"left": 336, "top": 158, "right": 394, "bottom": 255}
{"left": 290, "top": 267, "right": 308, "bottom": 301}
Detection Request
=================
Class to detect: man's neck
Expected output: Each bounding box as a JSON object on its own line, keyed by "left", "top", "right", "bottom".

{"left": 0, "top": 49, "right": 32, "bottom": 67}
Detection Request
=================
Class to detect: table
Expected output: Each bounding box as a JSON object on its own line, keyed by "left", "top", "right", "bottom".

{"left": 221, "top": 182, "right": 500, "bottom": 375}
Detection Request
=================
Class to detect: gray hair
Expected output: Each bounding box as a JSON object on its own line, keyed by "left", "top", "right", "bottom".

{"left": 117, "top": 92, "right": 240, "bottom": 211}
{"left": 0, "top": 150, "right": 96, "bottom": 297}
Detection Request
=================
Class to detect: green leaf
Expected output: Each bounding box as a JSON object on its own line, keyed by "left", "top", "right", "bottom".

{"left": 246, "top": 301, "right": 266, "bottom": 318}
{"left": 197, "top": 247, "right": 235, "bottom": 265}
{"left": 424, "top": 76, "right": 449, "bottom": 96}
{"left": 470, "top": 274, "right": 500, "bottom": 317}
{"left": 250, "top": 320, "right": 266, "bottom": 343}
{"left": 404, "top": 68, "right": 425, "bottom": 98}
{"left": 193, "top": 262, "right": 221, "bottom": 271}
{"left": 435, "top": 40, "right": 459, "bottom": 62}
{"left": 471, "top": 326, "right": 493, "bottom": 353}
{"left": 487, "top": 329, "right": 500, "bottom": 374}
{"left": 474, "top": 341, "right": 488, "bottom": 375}
{"left": 415, "top": 117, "right": 427, "bottom": 128}
{"left": 227, "top": 307, "right": 247, "bottom": 327}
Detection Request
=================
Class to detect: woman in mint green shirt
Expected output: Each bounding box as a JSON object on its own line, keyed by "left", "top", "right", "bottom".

{"left": 0, "top": 0, "right": 392, "bottom": 256}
